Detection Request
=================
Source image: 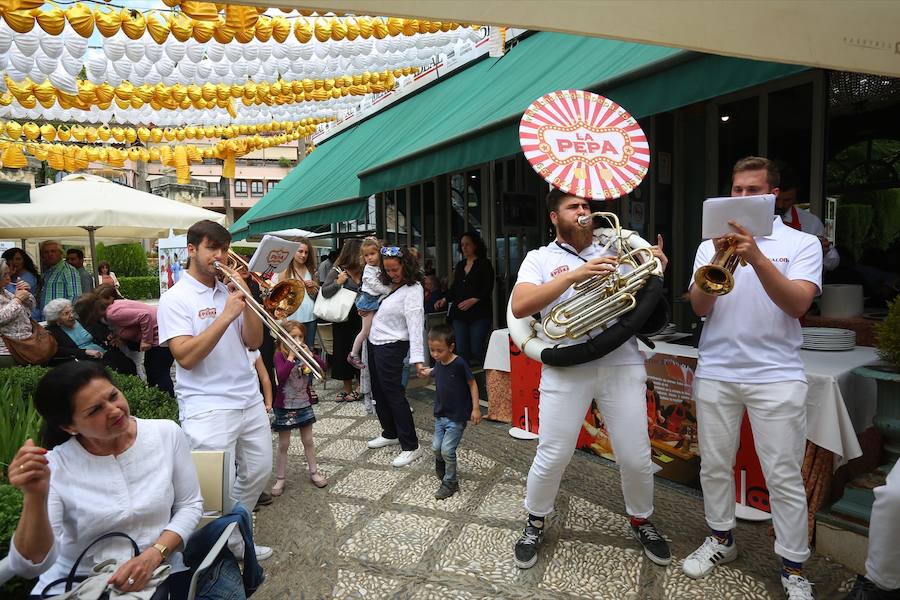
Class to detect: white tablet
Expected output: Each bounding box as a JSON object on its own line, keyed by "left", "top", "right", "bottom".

{"left": 701, "top": 194, "right": 775, "bottom": 239}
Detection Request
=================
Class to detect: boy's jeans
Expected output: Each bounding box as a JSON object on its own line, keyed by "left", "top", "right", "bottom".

{"left": 433, "top": 416, "right": 466, "bottom": 485}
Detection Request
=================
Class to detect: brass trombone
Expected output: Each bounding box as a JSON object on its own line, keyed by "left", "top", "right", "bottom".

{"left": 215, "top": 251, "right": 325, "bottom": 380}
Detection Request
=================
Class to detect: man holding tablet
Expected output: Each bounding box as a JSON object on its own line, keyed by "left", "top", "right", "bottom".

{"left": 684, "top": 157, "right": 823, "bottom": 600}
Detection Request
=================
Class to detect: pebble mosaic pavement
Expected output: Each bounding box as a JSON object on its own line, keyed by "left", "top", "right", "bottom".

{"left": 253, "top": 384, "right": 858, "bottom": 600}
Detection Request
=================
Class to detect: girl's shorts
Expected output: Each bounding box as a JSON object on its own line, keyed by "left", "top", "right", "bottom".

{"left": 355, "top": 291, "right": 381, "bottom": 312}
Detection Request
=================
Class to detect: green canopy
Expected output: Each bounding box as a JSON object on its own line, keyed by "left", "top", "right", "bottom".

{"left": 233, "top": 31, "right": 807, "bottom": 237}
{"left": 0, "top": 180, "right": 31, "bottom": 204}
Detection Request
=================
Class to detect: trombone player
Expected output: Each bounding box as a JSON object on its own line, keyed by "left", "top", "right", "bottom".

{"left": 684, "top": 157, "right": 822, "bottom": 600}
{"left": 509, "top": 187, "right": 672, "bottom": 570}
{"left": 157, "top": 220, "right": 274, "bottom": 561}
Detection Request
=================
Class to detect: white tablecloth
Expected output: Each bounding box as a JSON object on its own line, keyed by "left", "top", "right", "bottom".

{"left": 485, "top": 329, "right": 877, "bottom": 467}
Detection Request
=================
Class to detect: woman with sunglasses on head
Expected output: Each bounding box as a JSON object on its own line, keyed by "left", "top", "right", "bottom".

{"left": 365, "top": 246, "right": 428, "bottom": 468}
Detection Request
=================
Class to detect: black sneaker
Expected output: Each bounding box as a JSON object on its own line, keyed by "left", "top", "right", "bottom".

{"left": 630, "top": 520, "right": 672, "bottom": 566}
{"left": 844, "top": 575, "right": 900, "bottom": 600}
{"left": 435, "top": 481, "right": 459, "bottom": 500}
{"left": 514, "top": 517, "right": 545, "bottom": 569}
{"left": 255, "top": 491, "right": 273, "bottom": 509}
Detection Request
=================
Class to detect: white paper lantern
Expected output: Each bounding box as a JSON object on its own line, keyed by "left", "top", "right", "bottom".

{"left": 161, "top": 72, "right": 179, "bottom": 86}
{"left": 256, "top": 42, "right": 272, "bottom": 62}
{"left": 49, "top": 66, "right": 78, "bottom": 95}
{"left": 231, "top": 59, "right": 248, "bottom": 78}
{"left": 242, "top": 42, "right": 259, "bottom": 61}
{"left": 178, "top": 60, "right": 197, "bottom": 78}
{"left": 289, "top": 61, "right": 304, "bottom": 75}
{"left": 103, "top": 36, "right": 126, "bottom": 61}
{"left": 196, "top": 60, "right": 212, "bottom": 80}
{"left": 313, "top": 42, "right": 329, "bottom": 60}
{"left": 33, "top": 49, "right": 57, "bottom": 75}
{"left": 206, "top": 41, "right": 225, "bottom": 62}
{"left": 13, "top": 28, "right": 39, "bottom": 56}
{"left": 144, "top": 36, "right": 163, "bottom": 62}
{"left": 185, "top": 38, "right": 205, "bottom": 63}
{"left": 271, "top": 44, "right": 285, "bottom": 59}
{"left": 213, "top": 61, "right": 230, "bottom": 76}
{"left": 124, "top": 37, "right": 145, "bottom": 62}
{"left": 245, "top": 58, "right": 261, "bottom": 74}
{"left": 155, "top": 57, "right": 175, "bottom": 77}
{"left": 133, "top": 57, "right": 153, "bottom": 78}
{"left": 144, "top": 69, "right": 162, "bottom": 86}
{"left": 38, "top": 33, "right": 64, "bottom": 58}
{"left": 112, "top": 58, "right": 132, "bottom": 79}
{"left": 106, "top": 71, "right": 123, "bottom": 87}
{"left": 375, "top": 38, "right": 390, "bottom": 54}
{"left": 297, "top": 43, "right": 314, "bottom": 61}
{"left": 223, "top": 43, "right": 242, "bottom": 62}
{"left": 164, "top": 39, "right": 186, "bottom": 63}
{"left": 0, "top": 22, "right": 13, "bottom": 54}
{"left": 9, "top": 46, "right": 34, "bottom": 73}
{"left": 63, "top": 26, "right": 88, "bottom": 58}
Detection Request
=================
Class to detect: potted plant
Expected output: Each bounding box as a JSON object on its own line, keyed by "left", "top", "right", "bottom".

{"left": 854, "top": 297, "right": 900, "bottom": 464}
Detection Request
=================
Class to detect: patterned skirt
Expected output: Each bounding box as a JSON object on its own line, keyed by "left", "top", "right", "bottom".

{"left": 272, "top": 406, "right": 316, "bottom": 431}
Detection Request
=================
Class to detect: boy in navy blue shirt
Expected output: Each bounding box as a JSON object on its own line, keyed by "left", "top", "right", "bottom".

{"left": 422, "top": 324, "right": 481, "bottom": 499}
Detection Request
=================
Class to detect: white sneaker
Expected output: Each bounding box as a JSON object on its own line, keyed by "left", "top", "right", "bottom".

{"left": 782, "top": 574, "right": 815, "bottom": 599}
{"left": 392, "top": 446, "right": 423, "bottom": 467}
{"left": 254, "top": 544, "right": 273, "bottom": 561}
{"left": 682, "top": 536, "right": 738, "bottom": 578}
{"left": 367, "top": 435, "right": 399, "bottom": 449}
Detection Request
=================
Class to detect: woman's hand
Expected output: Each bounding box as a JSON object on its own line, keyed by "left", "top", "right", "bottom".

{"left": 86, "top": 349, "right": 103, "bottom": 358}
{"left": 456, "top": 298, "right": 478, "bottom": 311}
{"left": 139, "top": 342, "right": 152, "bottom": 352}
{"left": 13, "top": 288, "right": 30, "bottom": 303}
{"left": 336, "top": 271, "right": 348, "bottom": 285}
{"left": 434, "top": 298, "right": 447, "bottom": 310}
{"left": 15, "top": 280, "right": 30, "bottom": 292}
{"left": 108, "top": 549, "right": 163, "bottom": 592}
{"left": 7, "top": 440, "right": 50, "bottom": 497}
{"left": 415, "top": 363, "right": 428, "bottom": 378}
{"left": 650, "top": 234, "right": 668, "bottom": 272}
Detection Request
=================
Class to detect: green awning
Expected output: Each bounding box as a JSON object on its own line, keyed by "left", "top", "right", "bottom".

{"left": 0, "top": 181, "right": 31, "bottom": 204}
{"left": 233, "top": 31, "right": 807, "bottom": 237}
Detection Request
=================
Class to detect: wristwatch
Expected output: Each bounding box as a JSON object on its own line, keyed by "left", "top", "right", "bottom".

{"left": 152, "top": 543, "right": 169, "bottom": 560}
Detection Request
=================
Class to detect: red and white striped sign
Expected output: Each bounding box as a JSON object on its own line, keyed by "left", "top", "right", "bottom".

{"left": 519, "top": 90, "right": 649, "bottom": 200}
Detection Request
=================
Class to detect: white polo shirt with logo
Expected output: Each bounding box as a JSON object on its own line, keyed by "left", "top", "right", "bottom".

{"left": 157, "top": 272, "right": 262, "bottom": 420}
{"left": 689, "top": 217, "right": 822, "bottom": 384}
{"left": 515, "top": 240, "right": 644, "bottom": 367}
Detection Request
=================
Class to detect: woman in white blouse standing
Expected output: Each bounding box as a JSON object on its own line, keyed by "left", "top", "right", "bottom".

{"left": 365, "top": 246, "right": 427, "bottom": 468}
{"left": 6, "top": 360, "right": 203, "bottom": 597}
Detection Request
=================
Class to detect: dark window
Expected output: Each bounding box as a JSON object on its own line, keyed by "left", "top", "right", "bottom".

{"left": 266, "top": 180, "right": 278, "bottom": 192}
{"left": 234, "top": 180, "right": 248, "bottom": 196}
{"left": 251, "top": 181, "right": 264, "bottom": 196}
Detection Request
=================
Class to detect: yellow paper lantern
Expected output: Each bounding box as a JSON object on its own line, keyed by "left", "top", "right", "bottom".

{"left": 64, "top": 3, "right": 94, "bottom": 37}
{"left": 294, "top": 18, "right": 311, "bottom": 43}
{"left": 145, "top": 11, "right": 169, "bottom": 44}
{"left": 22, "top": 122, "right": 40, "bottom": 141}
{"left": 4, "top": 121, "right": 23, "bottom": 139}
{"left": 168, "top": 12, "right": 193, "bottom": 42}
{"left": 84, "top": 127, "right": 98, "bottom": 143}
{"left": 94, "top": 7, "right": 121, "bottom": 37}
{"left": 56, "top": 125, "right": 71, "bottom": 142}
{"left": 255, "top": 15, "right": 272, "bottom": 42}
{"left": 97, "top": 126, "right": 110, "bottom": 141}
{"left": 212, "top": 19, "right": 234, "bottom": 44}
{"left": 124, "top": 128, "right": 137, "bottom": 144}
{"left": 225, "top": 5, "right": 257, "bottom": 32}
{"left": 86, "top": 146, "right": 100, "bottom": 161}
{"left": 3, "top": 10, "right": 36, "bottom": 34}
{"left": 271, "top": 16, "right": 290, "bottom": 43}
{"left": 40, "top": 123, "right": 57, "bottom": 141}
{"left": 402, "top": 19, "right": 417, "bottom": 37}
{"left": 36, "top": 5, "right": 66, "bottom": 35}
{"left": 120, "top": 7, "right": 146, "bottom": 40}
{"left": 193, "top": 19, "right": 214, "bottom": 43}
{"left": 70, "top": 125, "right": 86, "bottom": 142}
{"left": 149, "top": 147, "right": 160, "bottom": 161}
{"left": 372, "top": 18, "right": 388, "bottom": 39}
{"left": 386, "top": 17, "right": 403, "bottom": 37}
{"left": 180, "top": 1, "right": 219, "bottom": 21}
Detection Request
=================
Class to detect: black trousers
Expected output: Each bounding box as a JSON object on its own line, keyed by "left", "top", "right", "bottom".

{"left": 144, "top": 346, "right": 175, "bottom": 396}
{"left": 367, "top": 340, "right": 418, "bottom": 451}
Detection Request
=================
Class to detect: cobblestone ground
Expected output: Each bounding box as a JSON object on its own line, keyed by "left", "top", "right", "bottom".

{"left": 251, "top": 384, "right": 856, "bottom": 600}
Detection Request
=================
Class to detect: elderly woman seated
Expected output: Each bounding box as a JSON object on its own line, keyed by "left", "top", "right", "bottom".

{"left": 6, "top": 361, "right": 203, "bottom": 597}
{"left": 43, "top": 298, "right": 136, "bottom": 375}
{"left": 0, "top": 257, "right": 38, "bottom": 368}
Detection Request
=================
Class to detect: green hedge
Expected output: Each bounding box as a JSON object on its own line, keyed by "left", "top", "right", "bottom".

{"left": 0, "top": 365, "right": 179, "bottom": 599}
{"left": 95, "top": 243, "right": 150, "bottom": 277}
{"left": 118, "top": 276, "right": 160, "bottom": 300}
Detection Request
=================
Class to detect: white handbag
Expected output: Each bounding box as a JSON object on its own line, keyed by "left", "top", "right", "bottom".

{"left": 313, "top": 268, "right": 357, "bottom": 322}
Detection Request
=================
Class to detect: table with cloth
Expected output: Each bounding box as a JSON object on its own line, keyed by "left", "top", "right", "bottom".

{"left": 484, "top": 329, "right": 878, "bottom": 532}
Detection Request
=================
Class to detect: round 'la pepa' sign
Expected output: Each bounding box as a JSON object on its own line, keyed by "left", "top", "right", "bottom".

{"left": 519, "top": 89, "right": 650, "bottom": 200}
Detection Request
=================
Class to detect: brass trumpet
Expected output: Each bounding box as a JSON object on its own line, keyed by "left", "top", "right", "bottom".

{"left": 215, "top": 251, "right": 325, "bottom": 380}
{"left": 542, "top": 212, "right": 662, "bottom": 340}
{"left": 693, "top": 239, "right": 745, "bottom": 296}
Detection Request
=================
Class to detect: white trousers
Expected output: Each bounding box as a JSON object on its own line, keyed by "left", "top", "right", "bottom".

{"left": 866, "top": 460, "right": 900, "bottom": 590}
{"left": 525, "top": 364, "right": 655, "bottom": 519}
{"left": 693, "top": 378, "right": 810, "bottom": 563}
{"left": 181, "top": 403, "right": 273, "bottom": 511}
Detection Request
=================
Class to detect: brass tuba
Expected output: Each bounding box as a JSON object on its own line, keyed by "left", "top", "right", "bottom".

{"left": 215, "top": 251, "right": 325, "bottom": 380}
{"left": 693, "top": 239, "right": 745, "bottom": 296}
{"left": 541, "top": 212, "right": 662, "bottom": 341}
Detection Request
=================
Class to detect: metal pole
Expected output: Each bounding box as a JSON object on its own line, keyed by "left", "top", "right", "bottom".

{"left": 83, "top": 226, "right": 100, "bottom": 283}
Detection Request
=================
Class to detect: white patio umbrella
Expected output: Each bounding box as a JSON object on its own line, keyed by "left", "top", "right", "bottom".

{"left": 0, "top": 173, "right": 226, "bottom": 280}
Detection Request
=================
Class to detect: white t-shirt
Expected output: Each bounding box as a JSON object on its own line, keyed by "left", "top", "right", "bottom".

{"left": 515, "top": 240, "right": 644, "bottom": 367}
{"left": 157, "top": 272, "right": 262, "bottom": 420}
{"left": 689, "top": 217, "right": 823, "bottom": 383}
{"left": 781, "top": 207, "right": 839, "bottom": 271}
{"left": 8, "top": 419, "right": 203, "bottom": 596}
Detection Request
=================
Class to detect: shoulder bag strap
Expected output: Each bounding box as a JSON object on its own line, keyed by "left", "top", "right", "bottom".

{"left": 42, "top": 532, "right": 140, "bottom": 596}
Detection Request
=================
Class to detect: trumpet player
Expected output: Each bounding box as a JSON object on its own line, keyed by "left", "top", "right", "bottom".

{"left": 509, "top": 187, "right": 671, "bottom": 570}
{"left": 685, "top": 157, "right": 822, "bottom": 600}
{"left": 157, "top": 220, "right": 274, "bottom": 561}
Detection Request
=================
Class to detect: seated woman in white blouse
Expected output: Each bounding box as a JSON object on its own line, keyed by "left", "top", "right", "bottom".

{"left": 6, "top": 360, "right": 203, "bottom": 597}
{"left": 364, "top": 246, "right": 428, "bottom": 469}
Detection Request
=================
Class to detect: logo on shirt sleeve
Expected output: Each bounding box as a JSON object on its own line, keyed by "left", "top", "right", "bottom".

{"left": 198, "top": 307, "right": 217, "bottom": 319}
{"left": 550, "top": 265, "right": 570, "bottom": 278}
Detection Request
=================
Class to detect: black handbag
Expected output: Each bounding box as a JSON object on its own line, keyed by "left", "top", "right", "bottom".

{"left": 41, "top": 532, "right": 170, "bottom": 599}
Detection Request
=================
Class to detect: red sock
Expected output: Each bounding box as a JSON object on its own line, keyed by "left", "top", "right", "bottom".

{"left": 630, "top": 516, "right": 648, "bottom": 527}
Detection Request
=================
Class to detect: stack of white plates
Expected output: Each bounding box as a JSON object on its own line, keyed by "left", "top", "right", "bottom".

{"left": 801, "top": 327, "right": 856, "bottom": 351}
